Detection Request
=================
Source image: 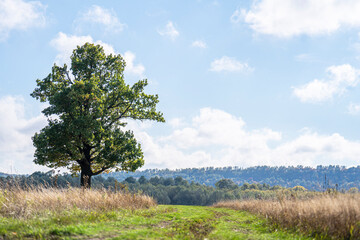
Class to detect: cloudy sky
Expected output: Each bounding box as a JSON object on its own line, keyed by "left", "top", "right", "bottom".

{"left": 1, "top": 0, "right": 360, "bottom": 174}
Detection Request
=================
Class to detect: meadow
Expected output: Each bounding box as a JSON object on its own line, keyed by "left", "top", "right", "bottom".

{"left": 214, "top": 193, "right": 360, "bottom": 239}
{"left": 0, "top": 185, "right": 358, "bottom": 239}
{"left": 0, "top": 186, "right": 310, "bottom": 239}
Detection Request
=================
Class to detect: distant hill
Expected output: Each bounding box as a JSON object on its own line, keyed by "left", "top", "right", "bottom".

{"left": 104, "top": 165, "right": 360, "bottom": 191}
{"left": 0, "top": 172, "right": 10, "bottom": 178}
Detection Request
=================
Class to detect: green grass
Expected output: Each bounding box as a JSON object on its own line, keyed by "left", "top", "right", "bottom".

{"left": 0, "top": 205, "right": 312, "bottom": 240}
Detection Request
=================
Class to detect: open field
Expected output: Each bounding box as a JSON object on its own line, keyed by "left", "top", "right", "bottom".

{"left": 0, "top": 205, "right": 311, "bottom": 239}
{"left": 0, "top": 187, "right": 155, "bottom": 218}
{"left": 0, "top": 187, "right": 312, "bottom": 239}
{"left": 3, "top": 187, "right": 358, "bottom": 239}
{"left": 214, "top": 193, "right": 360, "bottom": 239}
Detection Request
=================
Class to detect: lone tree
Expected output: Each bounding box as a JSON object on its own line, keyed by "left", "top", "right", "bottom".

{"left": 31, "top": 43, "right": 165, "bottom": 187}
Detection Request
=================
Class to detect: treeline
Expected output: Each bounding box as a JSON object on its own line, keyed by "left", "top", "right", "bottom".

{"left": 104, "top": 165, "right": 360, "bottom": 190}
{"left": 1, "top": 165, "right": 359, "bottom": 193}
{"left": 0, "top": 171, "right": 331, "bottom": 206}
{"left": 120, "top": 176, "right": 315, "bottom": 205}
{"left": 0, "top": 171, "right": 116, "bottom": 189}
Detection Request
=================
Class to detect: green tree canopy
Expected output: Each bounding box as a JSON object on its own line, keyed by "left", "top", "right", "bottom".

{"left": 215, "top": 179, "right": 238, "bottom": 190}
{"left": 31, "top": 43, "right": 165, "bottom": 187}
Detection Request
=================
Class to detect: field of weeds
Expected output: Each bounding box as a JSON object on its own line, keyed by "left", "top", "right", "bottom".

{"left": 1, "top": 186, "right": 352, "bottom": 239}
{"left": 0, "top": 186, "right": 313, "bottom": 239}
{"left": 0, "top": 202, "right": 310, "bottom": 239}
{"left": 0, "top": 186, "right": 155, "bottom": 219}
{"left": 214, "top": 193, "right": 360, "bottom": 239}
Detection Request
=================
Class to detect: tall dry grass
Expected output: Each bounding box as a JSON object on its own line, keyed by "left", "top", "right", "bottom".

{"left": 0, "top": 186, "right": 156, "bottom": 218}
{"left": 214, "top": 193, "right": 360, "bottom": 239}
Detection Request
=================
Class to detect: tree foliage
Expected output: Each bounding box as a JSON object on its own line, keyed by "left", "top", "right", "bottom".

{"left": 31, "top": 43, "right": 164, "bottom": 187}
{"left": 215, "top": 179, "right": 237, "bottom": 190}
{"left": 0, "top": 173, "right": 338, "bottom": 206}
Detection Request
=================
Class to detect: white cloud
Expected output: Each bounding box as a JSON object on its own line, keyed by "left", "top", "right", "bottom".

{"left": 129, "top": 108, "right": 360, "bottom": 169}
{"left": 50, "top": 32, "right": 115, "bottom": 66}
{"left": 210, "top": 56, "right": 253, "bottom": 73}
{"left": 50, "top": 32, "right": 144, "bottom": 77}
{"left": 0, "top": 96, "right": 48, "bottom": 174}
{"left": 123, "top": 51, "right": 145, "bottom": 77}
{"left": 293, "top": 64, "right": 360, "bottom": 103}
{"left": 192, "top": 40, "right": 207, "bottom": 48}
{"left": 7, "top": 102, "right": 360, "bottom": 172}
{"left": 236, "top": 0, "right": 360, "bottom": 37}
{"left": 162, "top": 108, "right": 280, "bottom": 149}
{"left": 76, "top": 5, "right": 126, "bottom": 33}
{"left": 168, "top": 118, "right": 184, "bottom": 128}
{"left": 273, "top": 132, "right": 360, "bottom": 166}
{"left": 347, "top": 103, "right": 360, "bottom": 115}
{"left": 158, "top": 21, "right": 179, "bottom": 41}
{"left": 0, "top": 0, "right": 46, "bottom": 41}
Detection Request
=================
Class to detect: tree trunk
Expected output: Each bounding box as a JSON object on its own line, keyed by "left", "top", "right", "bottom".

{"left": 80, "top": 162, "right": 92, "bottom": 188}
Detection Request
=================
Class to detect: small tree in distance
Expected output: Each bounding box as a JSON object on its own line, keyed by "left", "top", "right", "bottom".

{"left": 215, "top": 179, "right": 238, "bottom": 190}
{"left": 31, "top": 43, "right": 165, "bottom": 188}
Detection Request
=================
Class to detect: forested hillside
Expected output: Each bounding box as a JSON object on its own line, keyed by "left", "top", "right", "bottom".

{"left": 0, "top": 172, "right": 322, "bottom": 206}
{"left": 104, "top": 165, "right": 360, "bottom": 191}
{"left": 1, "top": 165, "right": 359, "bottom": 191}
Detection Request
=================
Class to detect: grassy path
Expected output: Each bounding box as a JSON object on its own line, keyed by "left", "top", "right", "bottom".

{"left": 0, "top": 205, "right": 310, "bottom": 239}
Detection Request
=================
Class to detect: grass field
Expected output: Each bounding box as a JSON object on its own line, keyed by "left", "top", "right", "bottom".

{"left": 0, "top": 187, "right": 311, "bottom": 239}
{"left": 0, "top": 187, "right": 155, "bottom": 218}
{"left": 4, "top": 187, "right": 357, "bottom": 239}
{"left": 0, "top": 205, "right": 311, "bottom": 239}
{"left": 215, "top": 193, "right": 360, "bottom": 239}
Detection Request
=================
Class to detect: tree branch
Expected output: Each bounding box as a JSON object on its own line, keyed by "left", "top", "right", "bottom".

{"left": 107, "top": 100, "right": 134, "bottom": 127}
{"left": 92, "top": 166, "right": 110, "bottom": 176}
{"left": 119, "top": 101, "right": 134, "bottom": 118}
{"left": 64, "top": 69, "right": 73, "bottom": 84}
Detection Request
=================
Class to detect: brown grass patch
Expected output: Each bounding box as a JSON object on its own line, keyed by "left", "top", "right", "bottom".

{"left": 0, "top": 187, "right": 156, "bottom": 218}
{"left": 214, "top": 193, "right": 360, "bottom": 239}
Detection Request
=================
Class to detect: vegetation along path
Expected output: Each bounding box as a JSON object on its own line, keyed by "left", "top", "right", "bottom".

{"left": 0, "top": 205, "right": 311, "bottom": 239}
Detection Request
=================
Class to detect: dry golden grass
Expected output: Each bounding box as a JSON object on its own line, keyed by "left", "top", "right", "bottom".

{"left": 0, "top": 186, "right": 156, "bottom": 218}
{"left": 214, "top": 193, "right": 360, "bottom": 239}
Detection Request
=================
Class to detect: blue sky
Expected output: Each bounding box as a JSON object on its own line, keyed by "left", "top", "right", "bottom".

{"left": 1, "top": 0, "right": 360, "bottom": 173}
